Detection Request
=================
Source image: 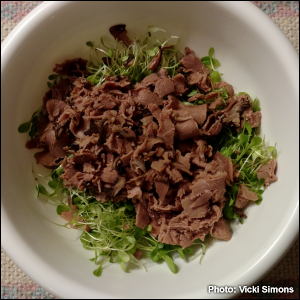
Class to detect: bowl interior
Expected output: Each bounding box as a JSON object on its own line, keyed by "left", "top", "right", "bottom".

{"left": 1, "top": 1, "right": 299, "bottom": 299}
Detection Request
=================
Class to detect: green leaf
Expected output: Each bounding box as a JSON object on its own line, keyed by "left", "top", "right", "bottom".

{"left": 56, "top": 204, "right": 72, "bottom": 215}
{"left": 177, "top": 248, "right": 185, "bottom": 259}
{"left": 145, "top": 49, "right": 157, "bottom": 57}
{"left": 93, "top": 265, "right": 102, "bottom": 277}
{"left": 48, "top": 180, "right": 58, "bottom": 189}
{"left": 146, "top": 224, "right": 152, "bottom": 232}
{"left": 249, "top": 136, "right": 262, "bottom": 148}
{"left": 18, "top": 121, "right": 31, "bottom": 133}
{"left": 48, "top": 74, "right": 59, "bottom": 80}
{"left": 107, "top": 49, "right": 113, "bottom": 58}
{"left": 86, "top": 41, "right": 94, "bottom": 48}
{"left": 201, "top": 56, "right": 211, "bottom": 66}
{"left": 208, "top": 47, "right": 214, "bottom": 59}
{"left": 268, "top": 146, "right": 277, "bottom": 158}
{"left": 124, "top": 201, "right": 134, "bottom": 211}
{"left": 150, "top": 247, "right": 160, "bottom": 262}
{"left": 148, "top": 26, "right": 166, "bottom": 33}
{"left": 121, "top": 55, "right": 129, "bottom": 62}
{"left": 257, "top": 178, "right": 265, "bottom": 190}
{"left": 118, "top": 251, "right": 130, "bottom": 263}
{"left": 135, "top": 228, "right": 146, "bottom": 239}
{"left": 212, "top": 58, "right": 220, "bottom": 69}
{"left": 163, "top": 254, "right": 176, "bottom": 274}
{"left": 252, "top": 97, "right": 261, "bottom": 112}
{"left": 126, "top": 236, "right": 135, "bottom": 244}
{"left": 183, "top": 247, "right": 193, "bottom": 255}
{"left": 188, "top": 90, "right": 198, "bottom": 97}
{"left": 244, "top": 121, "right": 252, "bottom": 137}
{"left": 47, "top": 82, "right": 53, "bottom": 89}
{"left": 211, "top": 70, "right": 221, "bottom": 88}
{"left": 36, "top": 184, "right": 50, "bottom": 197}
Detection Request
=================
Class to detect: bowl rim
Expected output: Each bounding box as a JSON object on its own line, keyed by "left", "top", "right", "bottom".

{"left": 1, "top": 1, "right": 299, "bottom": 299}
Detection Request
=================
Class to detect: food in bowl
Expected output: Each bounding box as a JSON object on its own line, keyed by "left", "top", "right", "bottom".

{"left": 18, "top": 25, "right": 278, "bottom": 276}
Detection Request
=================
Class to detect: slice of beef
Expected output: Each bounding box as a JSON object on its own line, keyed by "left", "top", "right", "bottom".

{"left": 154, "top": 77, "right": 175, "bottom": 98}
{"left": 210, "top": 218, "right": 232, "bottom": 241}
{"left": 135, "top": 202, "right": 150, "bottom": 229}
{"left": 214, "top": 81, "right": 234, "bottom": 97}
{"left": 134, "top": 89, "right": 164, "bottom": 106}
{"left": 257, "top": 159, "right": 278, "bottom": 187}
{"left": 222, "top": 94, "right": 251, "bottom": 127}
{"left": 235, "top": 184, "right": 258, "bottom": 209}
{"left": 188, "top": 93, "right": 204, "bottom": 103}
{"left": 200, "top": 113, "right": 222, "bottom": 136}
{"left": 179, "top": 47, "right": 210, "bottom": 75}
{"left": 187, "top": 72, "right": 211, "bottom": 93}
{"left": 109, "top": 24, "right": 133, "bottom": 47}
{"left": 243, "top": 107, "right": 262, "bottom": 128}
{"left": 175, "top": 119, "right": 200, "bottom": 140}
{"left": 172, "top": 73, "right": 188, "bottom": 95}
{"left": 53, "top": 58, "right": 88, "bottom": 77}
{"left": 35, "top": 150, "right": 60, "bottom": 169}
{"left": 208, "top": 97, "right": 223, "bottom": 110}
{"left": 148, "top": 48, "right": 162, "bottom": 72}
{"left": 141, "top": 73, "right": 160, "bottom": 87}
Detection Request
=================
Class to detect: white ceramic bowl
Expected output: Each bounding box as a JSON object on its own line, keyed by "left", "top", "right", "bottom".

{"left": 1, "top": 1, "right": 299, "bottom": 299}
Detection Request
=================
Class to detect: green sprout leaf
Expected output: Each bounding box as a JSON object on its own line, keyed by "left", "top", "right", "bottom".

{"left": 107, "top": 49, "right": 113, "bottom": 58}
{"left": 163, "top": 254, "right": 177, "bottom": 274}
{"left": 56, "top": 204, "right": 72, "bottom": 215}
{"left": 86, "top": 41, "right": 94, "bottom": 48}
{"left": 208, "top": 47, "right": 214, "bottom": 59}
{"left": 211, "top": 70, "right": 221, "bottom": 88}
{"left": 148, "top": 26, "right": 166, "bottom": 33}
{"left": 93, "top": 265, "right": 102, "bottom": 277}
{"left": 18, "top": 121, "right": 31, "bottom": 133}
{"left": 188, "top": 90, "right": 198, "bottom": 97}
{"left": 36, "top": 184, "right": 50, "bottom": 197}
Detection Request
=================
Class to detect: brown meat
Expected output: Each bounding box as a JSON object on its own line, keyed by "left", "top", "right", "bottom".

{"left": 257, "top": 159, "right": 278, "bottom": 187}
{"left": 179, "top": 47, "right": 210, "bottom": 75}
{"left": 235, "top": 184, "right": 258, "bottom": 209}
{"left": 175, "top": 119, "right": 200, "bottom": 140}
{"left": 210, "top": 218, "right": 232, "bottom": 241}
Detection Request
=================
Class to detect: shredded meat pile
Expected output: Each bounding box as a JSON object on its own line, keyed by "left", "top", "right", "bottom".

{"left": 30, "top": 48, "right": 273, "bottom": 249}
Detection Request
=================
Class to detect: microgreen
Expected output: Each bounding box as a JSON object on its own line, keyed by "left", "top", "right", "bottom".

{"left": 32, "top": 163, "right": 207, "bottom": 276}
{"left": 214, "top": 119, "right": 276, "bottom": 222}
{"left": 18, "top": 106, "right": 43, "bottom": 139}
{"left": 86, "top": 28, "right": 181, "bottom": 85}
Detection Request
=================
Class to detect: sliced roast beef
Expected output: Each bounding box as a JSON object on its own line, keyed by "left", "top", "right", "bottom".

{"left": 134, "top": 89, "right": 164, "bottom": 106}
{"left": 175, "top": 119, "right": 200, "bottom": 140}
{"left": 172, "top": 73, "right": 188, "bottom": 95}
{"left": 179, "top": 47, "right": 210, "bottom": 75}
{"left": 243, "top": 107, "right": 262, "bottom": 128}
{"left": 210, "top": 218, "right": 232, "bottom": 241}
{"left": 257, "top": 159, "right": 278, "bottom": 187}
{"left": 235, "top": 184, "right": 258, "bottom": 208}
{"left": 154, "top": 77, "right": 175, "bottom": 98}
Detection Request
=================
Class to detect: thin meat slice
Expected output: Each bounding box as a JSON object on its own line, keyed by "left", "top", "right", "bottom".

{"left": 235, "top": 184, "right": 258, "bottom": 209}
{"left": 172, "top": 73, "right": 188, "bottom": 95}
{"left": 243, "top": 107, "right": 262, "bottom": 128}
{"left": 134, "top": 89, "right": 164, "bottom": 106}
{"left": 35, "top": 150, "right": 60, "bottom": 168}
{"left": 179, "top": 47, "right": 210, "bottom": 75}
{"left": 210, "top": 218, "right": 232, "bottom": 241}
{"left": 154, "top": 78, "right": 175, "bottom": 98}
{"left": 257, "top": 159, "right": 278, "bottom": 187}
{"left": 135, "top": 202, "right": 150, "bottom": 229}
{"left": 175, "top": 119, "right": 200, "bottom": 140}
